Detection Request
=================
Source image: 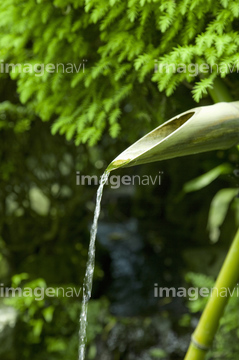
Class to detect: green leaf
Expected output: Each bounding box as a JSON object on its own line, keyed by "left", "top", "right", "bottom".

{"left": 30, "top": 318, "right": 44, "bottom": 339}
{"left": 184, "top": 164, "right": 232, "bottom": 193}
{"left": 12, "top": 273, "right": 29, "bottom": 287}
{"left": 43, "top": 306, "right": 55, "bottom": 323}
{"left": 208, "top": 188, "right": 238, "bottom": 243}
{"left": 149, "top": 348, "right": 167, "bottom": 358}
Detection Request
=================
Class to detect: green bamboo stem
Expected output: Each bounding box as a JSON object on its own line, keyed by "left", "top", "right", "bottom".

{"left": 184, "top": 228, "right": 239, "bottom": 360}
{"left": 207, "top": 77, "right": 233, "bottom": 103}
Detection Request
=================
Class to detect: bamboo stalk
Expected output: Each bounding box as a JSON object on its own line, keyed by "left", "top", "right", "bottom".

{"left": 184, "top": 230, "right": 239, "bottom": 360}
{"left": 207, "top": 77, "right": 233, "bottom": 103}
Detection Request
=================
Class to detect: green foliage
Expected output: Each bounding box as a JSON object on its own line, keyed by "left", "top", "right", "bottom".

{"left": 5, "top": 276, "right": 50, "bottom": 344}
{"left": 183, "top": 162, "right": 239, "bottom": 242}
{"left": 149, "top": 348, "right": 168, "bottom": 359}
{"left": 185, "top": 272, "right": 215, "bottom": 312}
{"left": 0, "top": 108, "right": 119, "bottom": 359}
{"left": 1, "top": 0, "right": 239, "bottom": 145}
{"left": 0, "top": 101, "right": 33, "bottom": 134}
{"left": 183, "top": 163, "right": 233, "bottom": 193}
{"left": 208, "top": 188, "right": 239, "bottom": 242}
{"left": 4, "top": 276, "right": 82, "bottom": 359}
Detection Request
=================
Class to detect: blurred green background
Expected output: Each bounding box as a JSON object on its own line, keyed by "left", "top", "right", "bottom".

{"left": 0, "top": 1, "right": 239, "bottom": 359}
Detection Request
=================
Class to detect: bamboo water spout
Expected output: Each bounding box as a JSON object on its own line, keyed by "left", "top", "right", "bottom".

{"left": 107, "top": 101, "right": 239, "bottom": 172}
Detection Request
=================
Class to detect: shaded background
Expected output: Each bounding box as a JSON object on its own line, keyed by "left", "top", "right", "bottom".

{"left": 0, "top": 1, "right": 239, "bottom": 359}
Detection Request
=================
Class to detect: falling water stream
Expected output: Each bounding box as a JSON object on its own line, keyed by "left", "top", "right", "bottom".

{"left": 78, "top": 170, "right": 110, "bottom": 360}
